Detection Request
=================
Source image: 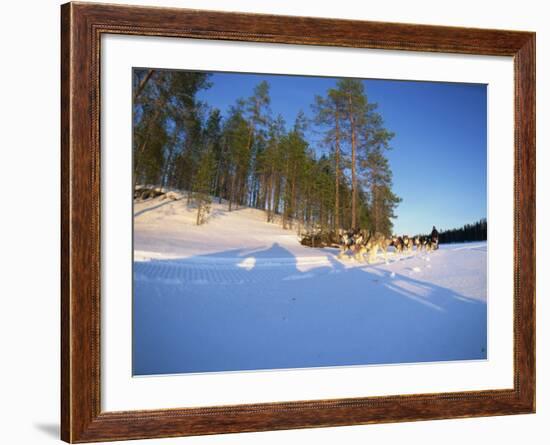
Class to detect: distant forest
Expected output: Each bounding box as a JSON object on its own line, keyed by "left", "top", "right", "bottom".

{"left": 133, "top": 69, "right": 401, "bottom": 234}
{"left": 437, "top": 219, "right": 487, "bottom": 244}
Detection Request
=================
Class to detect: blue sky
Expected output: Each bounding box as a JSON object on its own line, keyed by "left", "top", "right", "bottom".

{"left": 198, "top": 72, "right": 487, "bottom": 235}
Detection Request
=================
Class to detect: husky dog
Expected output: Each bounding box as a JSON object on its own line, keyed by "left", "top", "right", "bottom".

{"left": 425, "top": 237, "right": 439, "bottom": 252}
{"left": 338, "top": 229, "right": 364, "bottom": 259}
{"left": 425, "top": 238, "right": 436, "bottom": 252}
{"left": 353, "top": 230, "right": 375, "bottom": 262}
{"left": 363, "top": 233, "right": 392, "bottom": 263}
{"left": 337, "top": 230, "right": 355, "bottom": 259}
{"left": 391, "top": 235, "right": 404, "bottom": 253}
{"left": 414, "top": 235, "right": 428, "bottom": 251}
{"left": 351, "top": 230, "right": 367, "bottom": 261}
{"left": 403, "top": 235, "right": 414, "bottom": 252}
{"left": 338, "top": 230, "right": 395, "bottom": 263}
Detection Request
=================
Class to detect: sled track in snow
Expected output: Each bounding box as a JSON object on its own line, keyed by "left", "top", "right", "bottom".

{"left": 133, "top": 251, "right": 433, "bottom": 286}
{"left": 133, "top": 257, "right": 336, "bottom": 286}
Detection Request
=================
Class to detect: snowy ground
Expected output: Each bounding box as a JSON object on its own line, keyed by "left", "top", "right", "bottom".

{"left": 133, "top": 195, "right": 487, "bottom": 375}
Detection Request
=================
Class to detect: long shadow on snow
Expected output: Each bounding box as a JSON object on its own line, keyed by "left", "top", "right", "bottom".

{"left": 134, "top": 198, "right": 179, "bottom": 217}
{"left": 133, "top": 243, "right": 487, "bottom": 376}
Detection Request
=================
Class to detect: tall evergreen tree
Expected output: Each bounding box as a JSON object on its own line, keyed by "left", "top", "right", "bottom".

{"left": 281, "top": 113, "right": 308, "bottom": 229}
{"left": 359, "top": 106, "right": 399, "bottom": 235}
{"left": 203, "top": 109, "right": 224, "bottom": 196}
{"left": 132, "top": 69, "right": 211, "bottom": 191}
{"left": 336, "top": 79, "right": 368, "bottom": 229}
{"left": 261, "top": 114, "right": 286, "bottom": 222}
{"left": 243, "top": 81, "right": 271, "bottom": 205}
{"left": 312, "top": 88, "right": 346, "bottom": 230}
{"left": 363, "top": 148, "right": 401, "bottom": 236}
{"left": 222, "top": 102, "right": 251, "bottom": 211}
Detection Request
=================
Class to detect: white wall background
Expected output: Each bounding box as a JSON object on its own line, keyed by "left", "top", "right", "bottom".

{"left": 0, "top": 1, "right": 545, "bottom": 444}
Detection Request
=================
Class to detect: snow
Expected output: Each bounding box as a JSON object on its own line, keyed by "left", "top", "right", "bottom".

{"left": 133, "top": 196, "right": 487, "bottom": 376}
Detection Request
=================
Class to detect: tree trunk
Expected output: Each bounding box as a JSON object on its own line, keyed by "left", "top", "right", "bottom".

{"left": 273, "top": 174, "right": 281, "bottom": 219}
{"left": 228, "top": 171, "right": 237, "bottom": 211}
{"left": 266, "top": 170, "right": 274, "bottom": 221}
{"left": 196, "top": 202, "right": 202, "bottom": 225}
{"left": 241, "top": 125, "right": 254, "bottom": 207}
{"left": 348, "top": 94, "right": 357, "bottom": 229}
{"left": 290, "top": 169, "right": 297, "bottom": 230}
{"left": 133, "top": 105, "right": 162, "bottom": 191}
{"left": 133, "top": 69, "right": 155, "bottom": 102}
{"left": 334, "top": 108, "right": 341, "bottom": 231}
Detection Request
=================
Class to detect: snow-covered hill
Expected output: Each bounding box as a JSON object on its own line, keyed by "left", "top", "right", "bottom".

{"left": 134, "top": 192, "right": 325, "bottom": 263}
{"left": 133, "top": 195, "right": 487, "bottom": 376}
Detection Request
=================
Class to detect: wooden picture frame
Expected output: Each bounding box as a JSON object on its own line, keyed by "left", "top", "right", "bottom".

{"left": 61, "top": 2, "right": 535, "bottom": 442}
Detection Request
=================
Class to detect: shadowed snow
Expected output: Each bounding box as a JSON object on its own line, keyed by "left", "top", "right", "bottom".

{"left": 133, "top": 197, "right": 487, "bottom": 375}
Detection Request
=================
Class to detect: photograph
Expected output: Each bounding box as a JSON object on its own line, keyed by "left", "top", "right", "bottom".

{"left": 132, "top": 68, "right": 488, "bottom": 376}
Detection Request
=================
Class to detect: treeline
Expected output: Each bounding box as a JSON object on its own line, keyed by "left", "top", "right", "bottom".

{"left": 133, "top": 69, "right": 400, "bottom": 235}
{"left": 438, "top": 219, "right": 487, "bottom": 244}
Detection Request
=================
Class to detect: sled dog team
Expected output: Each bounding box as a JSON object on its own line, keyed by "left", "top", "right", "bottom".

{"left": 338, "top": 227, "right": 439, "bottom": 263}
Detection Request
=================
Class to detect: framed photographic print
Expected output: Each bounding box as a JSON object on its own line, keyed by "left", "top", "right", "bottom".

{"left": 61, "top": 2, "right": 535, "bottom": 442}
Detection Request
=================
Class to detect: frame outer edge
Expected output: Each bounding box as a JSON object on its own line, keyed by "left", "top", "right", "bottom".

{"left": 60, "top": 2, "right": 536, "bottom": 442}
{"left": 62, "top": 2, "right": 100, "bottom": 442}
{"left": 515, "top": 34, "right": 536, "bottom": 412}
{"left": 60, "top": 2, "right": 72, "bottom": 442}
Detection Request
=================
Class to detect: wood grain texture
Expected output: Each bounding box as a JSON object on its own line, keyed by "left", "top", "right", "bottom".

{"left": 60, "top": 3, "right": 71, "bottom": 441}
{"left": 60, "top": 2, "right": 536, "bottom": 442}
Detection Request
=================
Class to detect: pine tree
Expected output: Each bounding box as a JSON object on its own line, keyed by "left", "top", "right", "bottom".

{"left": 364, "top": 148, "right": 401, "bottom": 236}
{"left": 261, "top": 114, "right": 286, "bottom": 222}
{"left": 203, "top": 109, "right": 223, "bottom": 196}
{"left": 312, "top": 88, "right": 346, "bottom": 230}
{"left": 133, "top": 70, "right": 169, "bottom": 188}
{"left": 360, "top": 110, "right": 399, "bottom": 236}
{"left": 132, "top": 69, "right": 211, "bottom": 191}
{"left": 336, "top": 79, "right": 368, "bottom": 229}
{"left": 243, "top": 81, "right": 271, "bottom": 205}
{"left": 222, "top": 102, "right": 251, "bottom": 211}
{"left": 281, "top": 113, "right": 308, "bottom": 229}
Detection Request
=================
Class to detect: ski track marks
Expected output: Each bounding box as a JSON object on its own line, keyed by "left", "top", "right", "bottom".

{"left": 134, "top": 249, "right": 454, "bottom": 286}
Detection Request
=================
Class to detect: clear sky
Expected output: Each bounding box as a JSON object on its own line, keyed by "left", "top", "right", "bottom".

{"left": 197, "top": 71, "right": 487, "bottom": 235}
